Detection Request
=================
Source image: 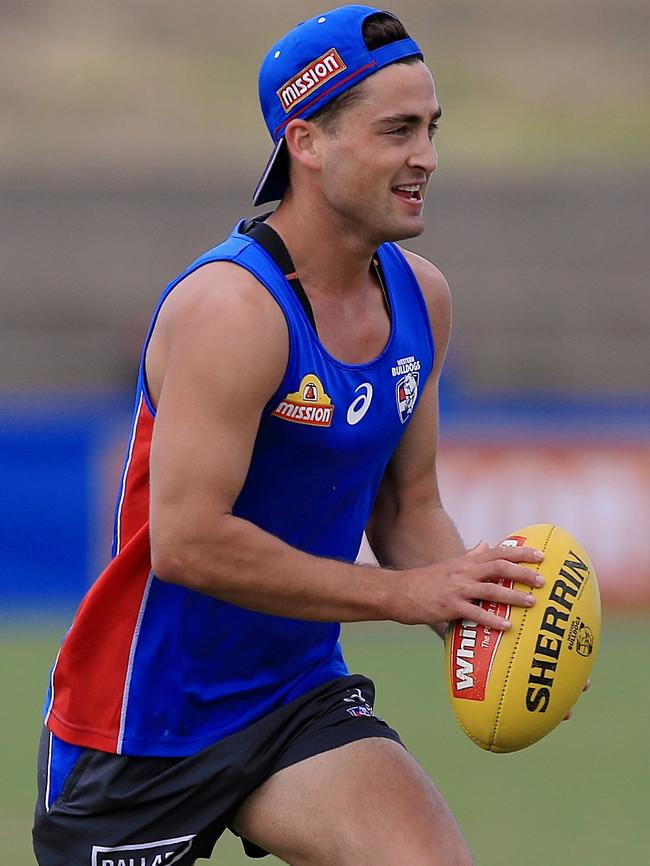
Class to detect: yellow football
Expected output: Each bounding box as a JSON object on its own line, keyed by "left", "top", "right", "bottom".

{"left": 445, "top": 523, "right": 601, "bottom": 752}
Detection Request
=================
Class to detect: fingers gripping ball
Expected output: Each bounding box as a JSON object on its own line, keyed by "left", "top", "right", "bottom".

{"left": 445, "top": 524, "right": 601, "bottom": 753}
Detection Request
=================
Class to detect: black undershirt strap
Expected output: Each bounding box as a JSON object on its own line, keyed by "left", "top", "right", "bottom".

{"left": 241, "top": 216, "right": 390, "bottom": 337}
{"left": 241, "top": 217, "right": 318, "bottom": 334}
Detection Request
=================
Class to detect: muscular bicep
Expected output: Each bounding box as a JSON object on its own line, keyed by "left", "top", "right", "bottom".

{"left": 147, "top": 264, "right": 288, "bottom": 571}
{"left": 370, "top": 372, "right": 442, "bottom": 534}
{"left": 372, "top": 251, "right": 451, "bottom": 516}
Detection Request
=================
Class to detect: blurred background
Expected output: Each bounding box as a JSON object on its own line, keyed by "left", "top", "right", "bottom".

{"left": 1, "top": 1, "right": 648, "bottom": 863}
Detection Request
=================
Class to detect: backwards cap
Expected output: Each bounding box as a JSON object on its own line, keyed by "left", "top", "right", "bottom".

{"left": 253, "top": 5, "right": 423, "bottom": 206}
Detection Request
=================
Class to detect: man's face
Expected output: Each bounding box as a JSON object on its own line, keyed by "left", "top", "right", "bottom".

{"left": 314, "top": 60, "right": 440, "bottom": 245}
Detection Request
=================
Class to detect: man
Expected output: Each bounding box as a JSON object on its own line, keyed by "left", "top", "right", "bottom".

{"left": 34, "top": 7, "right": 549, "bottom": 865}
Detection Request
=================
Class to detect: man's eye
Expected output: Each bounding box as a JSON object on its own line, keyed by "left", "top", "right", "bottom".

{"left": 428, "top": 123, "right": 439, "bottom": 138}
{"left": 388, "top": 127, "right": 408, "bottom": 136}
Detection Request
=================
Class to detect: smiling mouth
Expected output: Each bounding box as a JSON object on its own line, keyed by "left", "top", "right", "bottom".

{"left": 392, "top": 184, "right": 424, "bottom": 202}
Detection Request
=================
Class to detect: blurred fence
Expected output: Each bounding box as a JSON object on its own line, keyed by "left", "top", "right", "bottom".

{"left": 0, "top": 395, "right": 128, "bottom": 614}
{"left": 438, "top": 392, "right": 650, "bottom": 606}
{"left": 2, "top": 392, "right": 648, "bottom": 616}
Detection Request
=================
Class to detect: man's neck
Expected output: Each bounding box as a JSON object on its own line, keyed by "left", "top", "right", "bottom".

{"left": 265, "top": 194, "right": 379, "bottom": 297}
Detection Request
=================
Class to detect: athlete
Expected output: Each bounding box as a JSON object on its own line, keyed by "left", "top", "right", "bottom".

{"left": 34, "top": 7, "right": 553, "bottom": 865}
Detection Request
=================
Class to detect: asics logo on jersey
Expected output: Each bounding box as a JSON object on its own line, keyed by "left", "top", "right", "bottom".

{"left": 346, "top": 383, "right": 373, "bottom": 426}
{"left": 91, "top": 834, "right": 195, "bottom": 866}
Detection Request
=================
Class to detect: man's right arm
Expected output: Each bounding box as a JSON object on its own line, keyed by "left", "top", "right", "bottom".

{"left": 146, "top": 262, "right": 543, "bottom": 630}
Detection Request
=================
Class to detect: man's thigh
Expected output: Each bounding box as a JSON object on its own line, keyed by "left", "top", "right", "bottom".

{"left": 33, "top": 675, "right": 399, "bottom": 865}
{"left": 232, "top": 737, "right": 474, "bottom": 866}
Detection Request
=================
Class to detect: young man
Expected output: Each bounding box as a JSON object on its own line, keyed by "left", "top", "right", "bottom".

{"left": 34, "top": 7, "right": 549, "bottom": 865}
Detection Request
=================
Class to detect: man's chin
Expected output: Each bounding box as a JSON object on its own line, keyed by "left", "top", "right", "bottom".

{"left": 382, "top": 217, "right": 426, "bottom": 244}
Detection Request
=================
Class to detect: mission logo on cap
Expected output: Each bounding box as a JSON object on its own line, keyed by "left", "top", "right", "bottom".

{"left": 253, "top": 5, "right": 423, "bottom": 206}
{"left": 277, "top": 48, "right": 348, "bottom": 114}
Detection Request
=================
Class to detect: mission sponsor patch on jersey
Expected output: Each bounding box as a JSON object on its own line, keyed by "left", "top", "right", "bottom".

{"left": 272, "top": 373, "right": 334, "bottom": 427}
{"left": 277, "top": 48, "right": 347, "bottom": 113}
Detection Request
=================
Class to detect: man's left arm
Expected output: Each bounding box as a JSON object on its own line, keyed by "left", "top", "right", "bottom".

{"left": 366, "top": 251, "right": 465, "bottom": 639}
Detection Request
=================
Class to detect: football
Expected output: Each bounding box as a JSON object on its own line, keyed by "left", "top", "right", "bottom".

{"left": 445, "top": 523, "right": 601, "bottom": 752}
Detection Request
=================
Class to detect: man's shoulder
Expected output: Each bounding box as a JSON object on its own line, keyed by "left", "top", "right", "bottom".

{"left": 162, "top": 259, "right": 284, "bottom": 333}
{"left": 396, "top": 247, "right": 451, "bottom": 329}
{"left": 145, "top": 257, "right": 289, "bottom": 410}
{"left": 398, "top": 247, "right": 450, "bottom": 303}
{"left": 150, "top": 258, "right": 288, "bottom": 380}
{"left": 390, "top": 247, "right": 452, "bottom": 373}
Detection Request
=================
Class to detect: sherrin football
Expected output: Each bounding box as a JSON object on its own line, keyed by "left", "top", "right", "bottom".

{"left": 445, "top": 524, "right": 601, "bottom": 753}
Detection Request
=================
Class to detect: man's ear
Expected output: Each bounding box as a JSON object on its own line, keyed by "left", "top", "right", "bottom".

{"left": 284, "top": 119, "right": 324, "bottom": 171}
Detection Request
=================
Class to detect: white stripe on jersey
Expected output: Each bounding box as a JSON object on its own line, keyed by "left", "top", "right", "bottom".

{"left": 117, "top": 572, "right": 154, "bottom": 753}
{"left": 114, "top": 394, "right": 144, "bottom": 554}
{"left": 44, "top": 731, "right": 54, "bottom": 812}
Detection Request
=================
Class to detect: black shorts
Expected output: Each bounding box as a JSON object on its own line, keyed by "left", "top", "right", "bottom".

{"left": 33, "top": 674, "right": 402, "bottom": 865}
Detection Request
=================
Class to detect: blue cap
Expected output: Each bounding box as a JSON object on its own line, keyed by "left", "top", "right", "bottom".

{"left": 253, "top": 5, "right": 423, "bottom": 206}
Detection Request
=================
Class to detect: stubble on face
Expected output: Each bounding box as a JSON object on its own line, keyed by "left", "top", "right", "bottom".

{"left": 314, "top": 61, "right": 440, "bottom": 247}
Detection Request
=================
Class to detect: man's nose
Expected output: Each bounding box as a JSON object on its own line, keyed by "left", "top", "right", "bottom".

{"left": 408, "top": 134, "right": 437, "bottom": 176}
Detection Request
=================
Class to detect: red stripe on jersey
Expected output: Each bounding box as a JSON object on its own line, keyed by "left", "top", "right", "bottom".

{"left": 116, "top": 400, "right": 154, "bottom": 553}
{"left": 48, "top": 394, "right": 155, "bottom": 751}
{"left": 46, "top": 523, "right": 153, "bottom": 752}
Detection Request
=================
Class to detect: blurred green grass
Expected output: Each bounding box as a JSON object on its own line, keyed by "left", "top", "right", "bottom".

{"left": 2, "top": 615, "right": 648, "bottom": 865}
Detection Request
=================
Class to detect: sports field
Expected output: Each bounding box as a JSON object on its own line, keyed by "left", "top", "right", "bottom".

{"left": 3, "top": 615, "right": 648, "bottom": 865}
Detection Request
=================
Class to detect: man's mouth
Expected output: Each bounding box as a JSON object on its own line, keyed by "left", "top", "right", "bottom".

{"left": 392, "top": 184, "right": 424, "bottom": 202}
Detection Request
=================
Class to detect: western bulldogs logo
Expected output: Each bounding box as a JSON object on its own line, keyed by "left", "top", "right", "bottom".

{"left": 395, "top": 371, "right": 419, "bottom": 423}
{"left": 91, "top": 834, "right": 195, "bottom": 866}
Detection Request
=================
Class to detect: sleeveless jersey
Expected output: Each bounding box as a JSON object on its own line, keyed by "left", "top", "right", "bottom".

{"left": 44, "top": 221, "right": 435, "bottom": 757}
